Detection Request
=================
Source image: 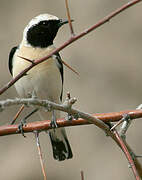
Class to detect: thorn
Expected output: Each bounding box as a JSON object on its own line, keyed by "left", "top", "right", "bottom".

{"left": 63, "top": 93, "right": 77, "bottom": 108}
{"left": 23, "top": 73, "right": 28, "bottom": 76}
{"left": 18, "top": 55, "right": 35, "bottom": 65}
{"left": 67, "top": 92, "right": 71, "bottom": 99}
{"left": 11, "top": 104, "right": 25, "bottom": 125}
{"left": 110, "top": 119, "right": 123, "bottom": 131}
{"left": 63, "top": 92, "right": 77, "bottom": 121}
{"left": 135, "top": 155, "right": 142, "bottom": 158}
{"left": 110, "top": 114, "right": 131, "bottom": 131}
{"left": 61, "top": 59, "right": 79, "bottom": 76}
{"left": 136, "top": 104, "right": 142, "bottom": 109}
{"left": 69, "top": 97, "right": 77, "bottom": 105}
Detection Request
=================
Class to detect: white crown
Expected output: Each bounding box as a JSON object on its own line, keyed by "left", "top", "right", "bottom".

{"left": 23, "top": 14, "right": 59, "bottom": 46}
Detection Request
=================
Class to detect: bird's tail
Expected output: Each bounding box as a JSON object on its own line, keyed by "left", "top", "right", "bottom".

{"left": 49, "top": 127, "right": 73, "bottom": 161}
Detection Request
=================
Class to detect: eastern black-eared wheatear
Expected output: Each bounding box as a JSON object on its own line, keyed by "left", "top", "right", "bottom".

{"left": 8, "top": 14, "right": 73, "bottom": 161}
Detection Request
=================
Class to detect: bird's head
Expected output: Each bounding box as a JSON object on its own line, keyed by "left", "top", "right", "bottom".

{"left": 23, "top": 14, "right": 69, "bottom": 48}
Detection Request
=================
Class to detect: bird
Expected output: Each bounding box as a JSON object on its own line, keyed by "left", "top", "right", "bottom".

{"left": 8, "top": 13, "right": 73, "bottom": 161}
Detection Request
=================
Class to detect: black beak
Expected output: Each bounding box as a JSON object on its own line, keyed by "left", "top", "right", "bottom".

{"left": 58, "top": 19, "right": 74, "bottom": 27}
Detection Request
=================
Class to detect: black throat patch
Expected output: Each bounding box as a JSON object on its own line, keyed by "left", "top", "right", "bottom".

{"left": 26, "top": 20, "right": 60, "bottom": 48}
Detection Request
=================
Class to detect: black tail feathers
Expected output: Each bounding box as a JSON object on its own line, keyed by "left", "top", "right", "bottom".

{"left": 49, "top": 128, "right": 73, "bottom": 161}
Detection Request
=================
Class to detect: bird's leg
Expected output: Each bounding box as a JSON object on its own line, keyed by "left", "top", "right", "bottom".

{"left": 50, "top": 110, "right": 58, "bottom": 128}
{"left": 17, "top": 108, "right": 39, "bottom": 137}
{"left": 17, "top": 119, "right": 26, "bottom": 137}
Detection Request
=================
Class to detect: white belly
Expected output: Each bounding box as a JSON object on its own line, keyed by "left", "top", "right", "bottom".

{"left": 13, "top": 59, "right": 62, "bottom": 102}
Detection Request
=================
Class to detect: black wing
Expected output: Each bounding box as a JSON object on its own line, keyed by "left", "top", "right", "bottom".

{"left": 8, "top": 46, "right": 18, "bottom": 75}
{"left": 54, "top": 52, "right": 64, "bottom": 101}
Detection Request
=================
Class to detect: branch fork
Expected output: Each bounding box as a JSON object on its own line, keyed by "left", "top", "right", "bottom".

{"left": 62, "top": 92, "right": 77, "bottom": 109}
{"left": 63, "top": 92, "right": 77, "bottom": 120}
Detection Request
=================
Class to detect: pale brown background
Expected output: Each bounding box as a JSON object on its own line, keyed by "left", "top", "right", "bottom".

{"left": 0, "top": 0, "right": 142, "bottom": 179}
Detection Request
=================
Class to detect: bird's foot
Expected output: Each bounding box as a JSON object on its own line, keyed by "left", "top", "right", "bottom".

{"left": 50, "top": 110, "right": 58, "bottom": 129}
{"left": 50, "top": 120, "right": 58, "bottom": 129}
{"left": 66, "top": 114, "right": 73, "bottom": 121}
{"left": 17, "top": 118, "right": 27, "bottom": 137}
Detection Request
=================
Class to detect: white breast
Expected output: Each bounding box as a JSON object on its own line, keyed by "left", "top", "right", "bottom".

{"left": 13, "top": 45, "right": 62, "bottom": 104}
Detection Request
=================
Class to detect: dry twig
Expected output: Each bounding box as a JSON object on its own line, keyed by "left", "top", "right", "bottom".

{"left": 11, "top": 104, "right": 25, "bottom": 124}
{"left": 65, "top": 0, "right": 75, "bottom": 36}
{"left": 34, "top": 131, "right": 47, "bottom": 180}
{"left": 80, "top": 171, "right": 84, "bottom": 180}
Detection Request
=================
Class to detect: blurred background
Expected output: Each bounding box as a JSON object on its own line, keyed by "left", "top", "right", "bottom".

{"left": 0, "top": 0, "right": 142, "bottom": 179}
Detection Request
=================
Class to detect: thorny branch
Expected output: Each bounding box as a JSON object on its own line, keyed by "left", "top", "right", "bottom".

{"left": 0, "top": 0, "right": 142, "bottom": 179}
{"left": 0, "top": 97, "right": 142, "bottom": 179}
{"left": 0, "top": 98, "right": 140, "bottom": 132}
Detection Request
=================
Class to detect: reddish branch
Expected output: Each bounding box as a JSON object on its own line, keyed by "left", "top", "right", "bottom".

{"left": 114, "top": 130, "right": 140, "bottom": 180}
{"left": 0, "top": 109, "right": 142, "bottom": 136}
{"left": 0, "top": 0, "right": 141, "bottom": 96}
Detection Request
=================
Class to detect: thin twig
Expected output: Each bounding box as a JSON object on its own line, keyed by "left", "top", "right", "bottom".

{"left": 0, "top": 0, "right": 141, "bottom": 96}
{"left": 136, "top": 156, "right": 142, "bottom": 158}
{"left": 18, "top": 56, "right": 35, "bottom": 64}
{"left": 110, "top": 119, "right": 124, "bottom": 131}
{"left": 11, "top": 104, "right": 25, "bottom": 124}
{"left": 110, "top": 114, "right": 130, "bottom": 131}
{"left": 65, "top": 0, "right": 75, "bottom": 36}
{"left": 80, "top": 171, "right": 84, "bottom": 180}
{"left": 113, "top": 130, "right": 140, "bottom": 180}
{"left": 19, "top": 55, "right": 79, "bottom": 76}
{"left": 34, "top": 131, "right": 47, "bottom": 180}
{"left": 60, "top": 59, "right": 79, "bottom": 75}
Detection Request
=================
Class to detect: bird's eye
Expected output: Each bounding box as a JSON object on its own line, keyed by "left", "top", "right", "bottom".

{"left": 41, "top": 21, "right": 48, "bottom": 25}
